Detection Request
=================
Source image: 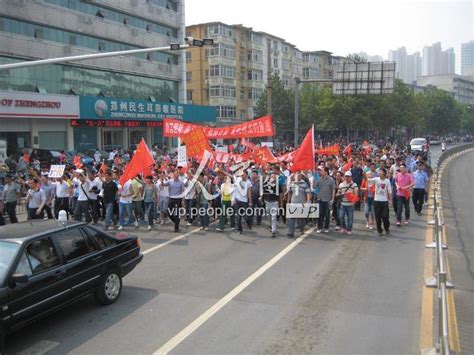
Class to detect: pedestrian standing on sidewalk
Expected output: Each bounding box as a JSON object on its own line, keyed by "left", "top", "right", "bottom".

{"left": 370, "top": 168, "right": 392, "bottom": 236}
{"left": 412, "top": 162, "right": 429, "bottom": 215}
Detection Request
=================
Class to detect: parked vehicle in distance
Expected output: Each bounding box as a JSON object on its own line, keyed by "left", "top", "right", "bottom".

{"left": 410, "top": 138, "right": 429, "bottom": 153}
{"left": 429, "top": 139, "right": 441, "bottom": 145}
{"left": 0, "top": 220, "right": 143, "bottom": 352}
{"left": 11, "top": 148, "right": 62, "bottom": 169}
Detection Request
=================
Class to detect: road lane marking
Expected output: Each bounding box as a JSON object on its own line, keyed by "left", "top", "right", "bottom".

{"left": 153, "top": 226, "right": 317, "bottom": 355}
{"left": 143, "top": 227, "right": 202, "bottom": 255}
{"left": 419, "top": 188, "right": 434, "bottom": 353}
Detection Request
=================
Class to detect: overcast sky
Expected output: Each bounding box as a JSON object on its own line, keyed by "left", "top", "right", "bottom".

{"left": 186, "top": 0, "right": 473, "bottom": 74}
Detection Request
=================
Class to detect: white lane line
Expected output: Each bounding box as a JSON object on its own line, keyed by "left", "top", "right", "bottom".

{"left": 143, "top": 227, "right": 202, "bottom": 255}
{"left": 153, "top": 226, "right": 317, "bottom": 355}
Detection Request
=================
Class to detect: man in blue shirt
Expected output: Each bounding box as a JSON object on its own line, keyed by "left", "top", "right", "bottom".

{"left": 412, "top": 162, "right": 429, "bottom": 215}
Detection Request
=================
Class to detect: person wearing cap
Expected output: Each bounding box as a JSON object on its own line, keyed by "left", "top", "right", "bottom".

{"left": 3, "top": 175, "right": 21, "bottom": 224}
{"left": 337, "top": 171, "right": 359, "bottom": 235}
{"left": 40, "top": 174, "right": 55, "bottom": 220}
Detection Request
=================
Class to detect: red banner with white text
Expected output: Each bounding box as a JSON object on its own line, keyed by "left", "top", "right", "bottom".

{"left": 163, "top": 115, "right": 274, "bottom": 139}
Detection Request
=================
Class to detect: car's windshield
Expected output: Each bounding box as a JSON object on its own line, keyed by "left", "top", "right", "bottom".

{"left": 0, "top": 241, "right": 20, "bottom": 282}
{"left": 411, "top": 139, "right": 425, "bottom": 145}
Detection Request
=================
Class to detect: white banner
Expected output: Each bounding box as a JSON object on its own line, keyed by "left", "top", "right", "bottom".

{"left": 177, "top": 146, "right": 187, "bottom": 167}
{"left": 216, "top": 145, "right": 228, "bottom": 153}
{"left": 48, "top": 165, "right": 66, "bottom": 178}
{"left": 0, "top": 90, "right": 79, "bottom": 119}
{"left": 261, "top": 141, "right": 274, "bottom": 148}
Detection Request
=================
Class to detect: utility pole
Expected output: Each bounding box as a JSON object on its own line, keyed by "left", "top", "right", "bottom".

{"left": 266, "top": 38, "right": 273, "bottom": 145}
{"left": 294, "top": 77, "right": 301, "bottom": 146}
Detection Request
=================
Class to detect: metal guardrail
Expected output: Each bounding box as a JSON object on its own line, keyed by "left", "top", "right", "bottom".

{"left": 424, "top": 143, "right": 474, "bottom": 355}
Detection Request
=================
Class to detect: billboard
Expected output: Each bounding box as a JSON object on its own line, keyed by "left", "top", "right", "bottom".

{"left": 332, "top": 62, "right": 396, "bottom": 95}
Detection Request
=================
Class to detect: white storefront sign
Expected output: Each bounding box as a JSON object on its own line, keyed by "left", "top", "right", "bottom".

{"left": 0, "top": 91, "right": 80, "bottom": 119}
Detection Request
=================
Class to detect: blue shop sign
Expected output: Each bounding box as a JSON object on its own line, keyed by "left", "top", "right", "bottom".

{"left": 80, "top": 96, "right": 216, "bottom": 123}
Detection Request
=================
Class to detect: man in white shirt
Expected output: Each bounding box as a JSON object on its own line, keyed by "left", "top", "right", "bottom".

{"left": 87, "top": 170, "right": 102, "bottom": 224}
{"left": 232, "top": 171, "right": 252, "bottom": 234}
{"left": 370, "top": 168, "right": 393, "bottom": 236}
{"left": 74, "top": 172, "right": 92, "bottom": 223}
{"left": 54, "top": 175, "right": 72, "bottom": 219}
{"left": 118, "top": 179, "right": 134, "bottom": 230}
{"left": 156, "top": 172, "right": 169, "bottom": 225}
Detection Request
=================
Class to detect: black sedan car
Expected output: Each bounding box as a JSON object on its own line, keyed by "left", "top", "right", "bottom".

{"left": 0, "top": 220, "right": 143, "bottom": 352}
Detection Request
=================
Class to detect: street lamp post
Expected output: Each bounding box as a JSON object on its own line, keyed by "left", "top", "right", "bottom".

{"left": 0, "top": 38, "right": 214, "bottom": 70}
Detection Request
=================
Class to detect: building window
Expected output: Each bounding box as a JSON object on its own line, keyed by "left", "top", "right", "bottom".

{"left": 248, "top": 88, "right": 263, "bottom": 100}
{"left": 209, "top": 65, "right": 235, "bottom": 79}
{"left": 186, "top": 90, "right": 193, "bottom": 101}
{"left": 186, "top": 71, "right": 192, "bottom": 82}
{"left": 250, "top": 33, "right": 263, "bottom": 44}
{"left": 247, "top": 69, "right": 263, "bottom": 81}
{"left": 186, "top": 52, "right": 192, "bottom": 62}
{"left": 208, "top": 43, "right": 235, "bottom": 58}
{"left": 206, "top": 24, "right": 233, "bottom": 38}
{"left": 273, "top": 58, "right": 279, "bottom": 67}
{"left": 217, "top": 105, "right": 236, "bottom": 119}
{"left": 247, "top": 49, "right": 263, "bottom": 63}
{"left": 209, "top": 85, "right": 236, "bottom": 98}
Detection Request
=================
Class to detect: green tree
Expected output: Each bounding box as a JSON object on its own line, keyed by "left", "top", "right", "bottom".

{"left": 256, "top": 75, "right": 294, "bottom": 141}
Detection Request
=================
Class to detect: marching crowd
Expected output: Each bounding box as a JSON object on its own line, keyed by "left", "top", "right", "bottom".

{"left": 0, "top": 141, "right": 432, "bottom": 238}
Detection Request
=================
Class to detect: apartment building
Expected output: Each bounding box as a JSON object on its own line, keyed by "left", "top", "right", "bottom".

{"left": 185, "top": 22, "right": 336, "bottom": 124}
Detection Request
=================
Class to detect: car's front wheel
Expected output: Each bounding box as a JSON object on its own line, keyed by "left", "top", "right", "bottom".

{"left": 96, "top": 269, "right": 122, "bottom": 305}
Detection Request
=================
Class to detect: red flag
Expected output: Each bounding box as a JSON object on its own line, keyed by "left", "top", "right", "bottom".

{"left": 341, "top": 162, "right": 352, "bottom": 172}
{"left": 254, "top": 146, "right": 277, "bottom": 164}
{"left": 182, "top": 127, "right": 210, "bottom": 158}
{"left": 291, "top": 126, "right": 315, "bottom": 172}
{"left": 100, "top": 162, "right": 107, "bottom": 174}
{"left": 343, "top": 144, "right": 352, "bottom": 156}
{"left": 73, "top": 155, "right": 83, "bottom": 169}
{"left": 119, "top": 139, "right": 155, "bottom": 186}
{"left": 317, "top": 144, "right": 340, "bottom": 156}
{"left": 344, "top": 191, "right": 360, "bottom": 203}
{"left": 362, "top": 140, "right": 372, "bottom": 155}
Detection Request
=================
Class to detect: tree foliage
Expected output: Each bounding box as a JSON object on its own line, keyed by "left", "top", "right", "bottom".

{"left": 257, "top": 78, "right": 469, "bottom": 142}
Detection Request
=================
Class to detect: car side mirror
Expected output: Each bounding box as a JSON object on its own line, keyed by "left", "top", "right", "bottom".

{"left": 10, "top": 273, "right": 29, "bottom": 284}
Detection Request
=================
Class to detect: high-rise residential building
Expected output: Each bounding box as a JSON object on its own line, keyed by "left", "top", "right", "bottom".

{"left": 185, "top": 22, "right": 340, "bottom": 124}
{"left": 388, "top": 47, "right": 408, "bottom": 82}
{"left": 422, "top": 42, "right": 455, "bottom": 76}
{"left": 0, "top": 0, "right": 215, "bottom": 154}
{"left": 406, "top": 52, "right": 422, "bottom": 84}
{"left": 461, "top": 40, "right": 474, "bottom": 76}
{"left": 422, "top": 42, "right": 442, "bottom": 76}
{"left": 441, "top": 48, "right": 455, "bottom": 74}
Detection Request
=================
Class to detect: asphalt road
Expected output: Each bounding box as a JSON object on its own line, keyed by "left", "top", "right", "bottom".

{"left": 6, "top": 164, "right": 439, "bottom": 354}
{"left": 441, "top": 148, "right": 474, "bottom": 352}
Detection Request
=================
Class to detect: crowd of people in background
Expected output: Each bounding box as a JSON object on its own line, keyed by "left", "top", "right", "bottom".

{"left": 0, "top": 140, "right": 432, "bottom": 238}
